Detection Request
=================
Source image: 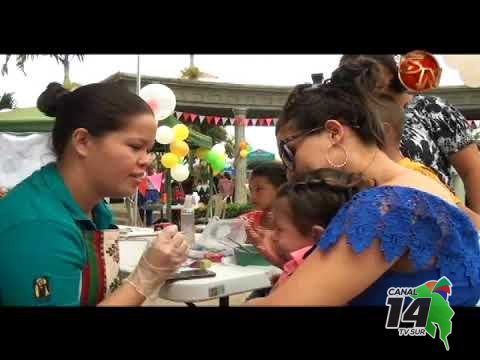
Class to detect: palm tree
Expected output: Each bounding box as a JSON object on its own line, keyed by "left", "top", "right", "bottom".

{"left": 180, "top": 54, "right": 218, "bottom": 81}
{"left": 50, "top": 55, "right": 85, "bottom": 88}
{"left": 2, "top": 55, "right": 85, "bottom": 88}
{"left": 0, "top": 92, "right": 15, "bottom": 110}
{"left": 1, "top": 55, "right": 37, "bottom": 76}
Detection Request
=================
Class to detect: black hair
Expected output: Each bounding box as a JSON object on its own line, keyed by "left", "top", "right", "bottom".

{"left": 276, "top": 168, "right": 372, "bottom": 236}
{"left": 341, "top": 57, "right": 406, "bottom": 142}
{"left": 277, "top": 59, "right": 389, "bottom": 148}
{"left": 37, "top": 82, "right": 153, "bottom": 160}
{"left": 339, "top": 54, "right": 407, "bottom": 94}
{"left": 223, "top": 172, "right": 232, "bottom": 180}
{"left": 250, "top": 161, "right": 287, "bottom": 189}
{"left": 376, "top": 94, "right": 405, "bottom": 143}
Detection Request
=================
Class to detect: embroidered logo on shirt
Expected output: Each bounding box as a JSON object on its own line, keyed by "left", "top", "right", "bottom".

{"left": 33, "top": 277, "right": 51, "bottom": 299}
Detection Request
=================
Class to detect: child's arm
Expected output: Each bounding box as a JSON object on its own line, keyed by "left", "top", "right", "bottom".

{"left": 245, "top": 221, "right": 285, "bottom": 268}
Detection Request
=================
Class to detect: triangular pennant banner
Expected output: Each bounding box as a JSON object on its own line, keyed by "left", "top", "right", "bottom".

{"left": 257, "top": 119, "right": 265, "bottom": 126}
{"left": 190, "top": 113, "right": 198, "bottom": 122}
{"left": 182, "top": 113, "right": 190, "bottom": 121}
{"left": 222, "top": 117, "right": 228, "bottom": 125}
{"left": 250, "top": 118, "right": 258, "bottom": 126}
{"left": 214, "top": 116, "right": 222, "bottom": 125}
{"left": 265, "top": 118, "right": 273, "bottom": 126}
{"left": 175, "top": 111, "right": 183, "bottom": 119}
{"left": 207, "top": 116, "right": 214, "bottom": 124}
{"left": 199, "top": 115, "right": 206, "bottom": 123}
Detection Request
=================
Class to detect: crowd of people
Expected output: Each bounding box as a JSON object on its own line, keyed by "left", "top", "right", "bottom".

{"left": 1, "top": 54, "right": 479, "bottom": 306}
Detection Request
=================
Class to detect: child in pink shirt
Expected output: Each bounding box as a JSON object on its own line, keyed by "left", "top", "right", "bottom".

{"left": 248, "top": 168, "right": 372, "bottom": 293}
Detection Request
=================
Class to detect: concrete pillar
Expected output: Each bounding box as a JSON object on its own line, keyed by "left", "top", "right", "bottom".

{"left": 233, "top": 107, "right": 248, "bottom": 204}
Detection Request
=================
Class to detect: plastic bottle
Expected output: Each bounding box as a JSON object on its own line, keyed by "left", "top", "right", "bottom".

{"left": 181, "top": 195, "right": 195, "bottom": 246}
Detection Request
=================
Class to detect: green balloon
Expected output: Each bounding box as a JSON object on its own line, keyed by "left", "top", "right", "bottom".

{"left": 213, "top": 158, "right": 225, "bottom": 172}
{"left": 206, "top": 150, "right": 216, "bottom": 164}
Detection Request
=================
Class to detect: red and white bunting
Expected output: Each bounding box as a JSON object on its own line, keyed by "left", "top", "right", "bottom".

{"left": 467, "top": 119, "right": 480, "bottom": 129}
{"left": 173, "top": 111, "right": 278, "bottom": 126}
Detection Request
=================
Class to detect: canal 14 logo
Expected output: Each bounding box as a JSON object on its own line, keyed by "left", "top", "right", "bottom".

{"left": 385, "top": 277, "right": 455, "bottom": 351}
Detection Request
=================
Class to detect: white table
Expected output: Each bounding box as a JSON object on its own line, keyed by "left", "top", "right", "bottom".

{"left": 118, "top": 228, "right": 281, "bottom": 306}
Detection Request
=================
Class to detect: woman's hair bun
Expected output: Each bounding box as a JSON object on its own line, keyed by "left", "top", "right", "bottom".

{"left": 37, "top": 82, "right": 70, "bottom": 117}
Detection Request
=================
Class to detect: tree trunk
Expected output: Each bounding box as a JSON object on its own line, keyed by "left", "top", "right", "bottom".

{"left": 63, "top": 56, "right": 70, "bottom": 87}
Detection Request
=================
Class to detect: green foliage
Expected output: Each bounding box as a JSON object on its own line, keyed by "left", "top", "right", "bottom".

{"left": 0, "top": 92, "right": 15, "bottom": 110}
{"left": 194, "top": 202, "right": 254, "bottom": 220}
{"left": 2, "top": 55, "right": 85, "bottom": 76}
{"left": 225, "top": 203, "right": 255, "bottom": 218}
{"left": 181, "top": 66, "right": 201, "bottom": 80}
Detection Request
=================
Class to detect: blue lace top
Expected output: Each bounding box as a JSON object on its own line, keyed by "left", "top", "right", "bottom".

{"left": 317, "top": 186, "right": 480, "bottom": 306}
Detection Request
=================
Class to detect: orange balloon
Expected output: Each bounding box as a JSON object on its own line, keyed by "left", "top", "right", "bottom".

{"left": 170, "top": 140, "right": 190, "bottom": 158}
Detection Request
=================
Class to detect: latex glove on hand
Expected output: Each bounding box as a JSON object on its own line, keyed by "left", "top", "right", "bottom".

{"left": 125, "top": 225, "right": 189, "bottom": 298}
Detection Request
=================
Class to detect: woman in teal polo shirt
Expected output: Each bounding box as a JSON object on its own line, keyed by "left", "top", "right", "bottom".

{"left": 0, "top": 82, "right": 188, "bottom": 306}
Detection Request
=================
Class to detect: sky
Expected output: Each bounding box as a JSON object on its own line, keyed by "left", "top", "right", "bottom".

{"left": 0, "top": 54, "right": 467, "bottom": 157}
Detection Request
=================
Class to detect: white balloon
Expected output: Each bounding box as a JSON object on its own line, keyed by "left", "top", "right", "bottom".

{"left": 443, "top": 55, "right": 466, "bottom": 68}
{"left": 459, "top": 60, "right": 480, "bottom": 88}
{"left": 156, "top": 126, "right": 174, "bottom": 144}
{"left": 212, "top": 143, "right": 226, "bottom": 155}
{"left": 140, "top": 84, "right": 176, "bottom": 121}
{"left": 442, "top": 55, "right": 480, "bottom": 88}
{"left": 171, "top": 164, "right": 190, "bottom": 182}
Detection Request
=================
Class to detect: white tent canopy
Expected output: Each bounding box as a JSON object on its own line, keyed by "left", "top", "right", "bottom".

{"left": 0, "top": 132, "right": 55, "bottom": 189}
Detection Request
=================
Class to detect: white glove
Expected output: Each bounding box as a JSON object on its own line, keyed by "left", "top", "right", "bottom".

{"left": 125, "top": 225, "right": 189, "bottom": 298}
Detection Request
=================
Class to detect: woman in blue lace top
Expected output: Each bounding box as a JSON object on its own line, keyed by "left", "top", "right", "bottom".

{"left": 246, "top": 60, "right": 480, "bottom": 306}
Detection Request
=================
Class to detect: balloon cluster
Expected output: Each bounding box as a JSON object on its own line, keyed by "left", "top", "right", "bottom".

{"left": 140, "top": 84, "right": 191, "bottom": 182}
{"left": 196, "top": 143, "right": 226, "bottom": 176}
{"left": 239, "top": 140, "right": 252, "bottom": 158}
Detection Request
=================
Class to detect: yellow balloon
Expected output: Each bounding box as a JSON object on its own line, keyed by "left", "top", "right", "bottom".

{"left": 213, "top": 170, "right": 220, "bottom": 176}
{"left": 161, "top": 152, "right": 180, "bottom": 169}
{"left": 240, "top": 149, "right": 248, "bottom": 158}
{"left": 196, "top": 147, "right": 209, "bottom": 160}
{"left": 173, "top": 124, "right": 190, "bottom": 141}
{"left": 170, "top": 140, "right": 190, "bottom": 158}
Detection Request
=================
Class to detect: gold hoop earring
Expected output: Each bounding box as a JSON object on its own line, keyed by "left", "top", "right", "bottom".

{"left": 326, "top": 143, "right": 348, "bottom": 168}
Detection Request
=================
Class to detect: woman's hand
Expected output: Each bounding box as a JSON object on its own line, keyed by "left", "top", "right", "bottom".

{"left": 125, "top": 225, "right": 188, "bottom": 298}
